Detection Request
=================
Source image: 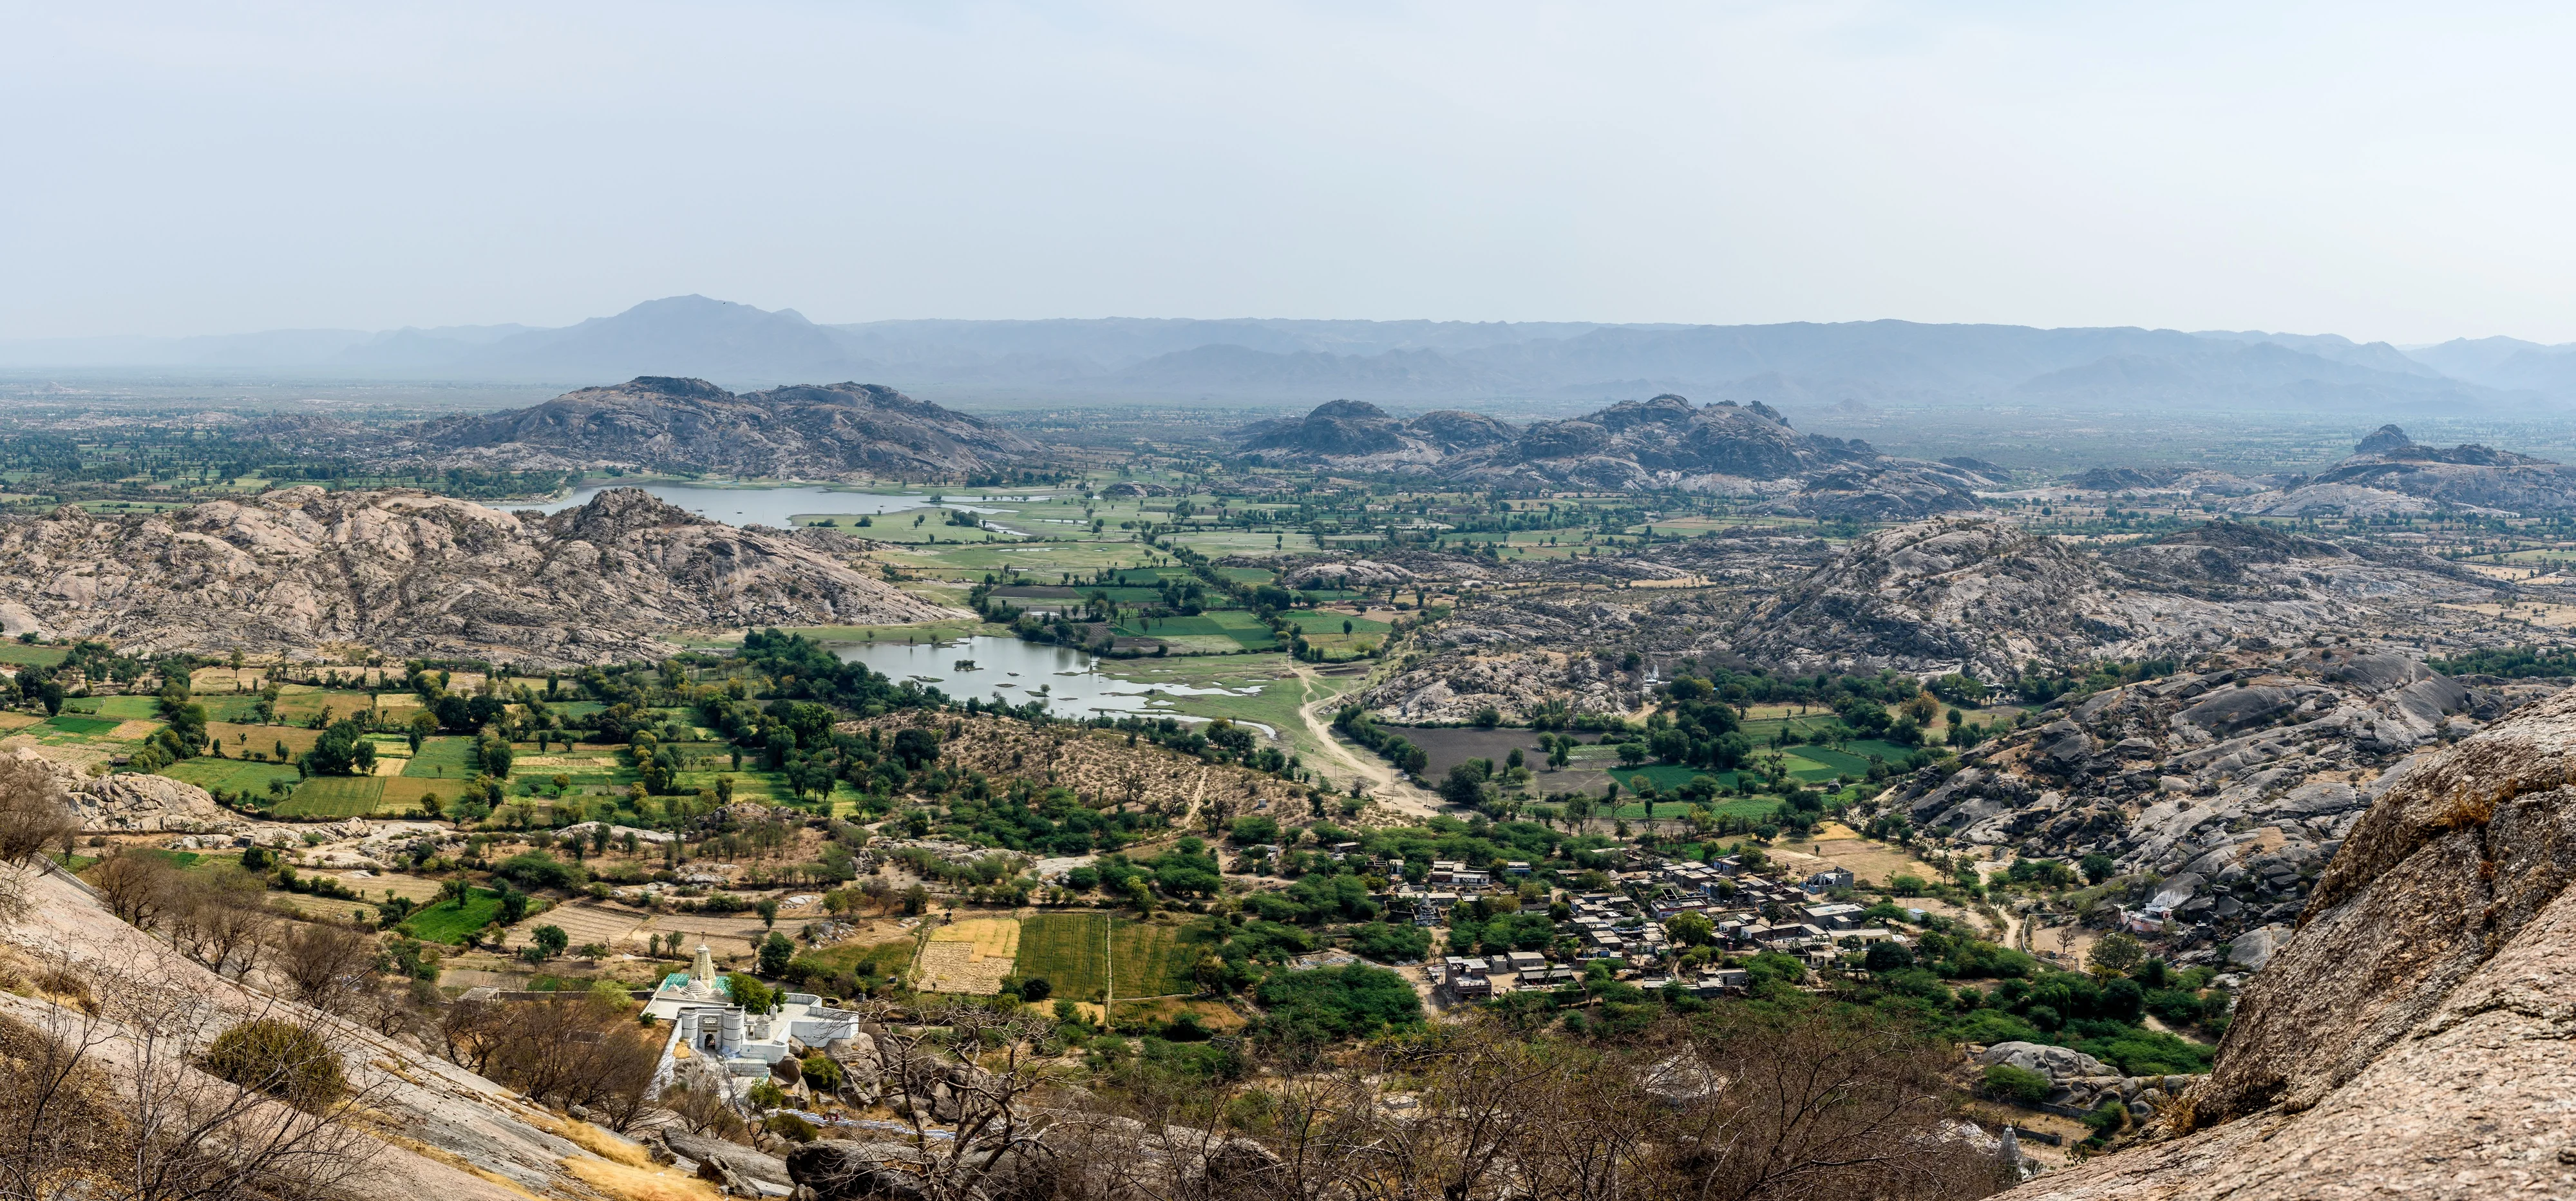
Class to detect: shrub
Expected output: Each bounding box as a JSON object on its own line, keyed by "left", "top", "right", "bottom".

{"left": 203, "top": 1018, "right": 346, "bottom": 1110}
{"left": 764, "top": 1112, "right": 819, "bottom": 1142}
{"left": 1980, "top": 1063, "right": 2051, "bottom": 1105}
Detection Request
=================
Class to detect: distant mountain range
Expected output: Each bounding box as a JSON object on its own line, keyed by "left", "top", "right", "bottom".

{"left": 6, "top": 294, "right": 2570, "bottom": 412}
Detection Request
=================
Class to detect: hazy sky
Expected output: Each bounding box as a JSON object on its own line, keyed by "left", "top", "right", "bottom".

{"left": 6, "top": 1, "right": 2575, "bottom": 343}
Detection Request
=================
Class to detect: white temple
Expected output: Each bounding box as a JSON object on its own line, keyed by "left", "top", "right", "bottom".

{"left": 643, "top": 941, "right": 860, "bottom": 1087}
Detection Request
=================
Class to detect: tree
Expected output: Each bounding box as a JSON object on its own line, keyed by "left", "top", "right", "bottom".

{"left": 759, "top": 932, "right": 794, "bottom": 976}
{"left": 1664, "top": 911, "right": 1716, "bottom": 947}
{"left": 2079, "top": 853, "right": 2117, "bottom": 884}
{"left": 756, "top": 898, "right": 781, "bottom": 929}
{"left": 277, "top": 922, "right": 379, "bottom": 1016}
{"left": 1864, "top": 940, "right": 1917, "bottom": 972}
{"left": 530, "top": 925, "right": 569, "bottom": 960}
{"left": 2088, "top": 931, "right": 2145, "bottom": 976}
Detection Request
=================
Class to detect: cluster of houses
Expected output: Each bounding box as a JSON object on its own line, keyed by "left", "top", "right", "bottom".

{"left": 1352, "top": 846, "right": 1926, "bottom": 1001}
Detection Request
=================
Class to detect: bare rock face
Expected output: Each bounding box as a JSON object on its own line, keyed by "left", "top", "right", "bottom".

{"left": 0, "top": 748, "right": 236, "bottom": 834}
{"left": 0, "top": 486, "right": 963, "bottom": 666}
{"left": 72, "top": 768, "right": 239, "bottom": 833}
{"left": 1733, "top": 517, "right": 2492, "bottom": 681}
{"left": 1999, "top": 683, "right": 2576, "bottom": 1199}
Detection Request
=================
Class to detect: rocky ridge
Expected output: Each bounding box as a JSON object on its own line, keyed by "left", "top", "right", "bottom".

{"left": 2230, "top": 424, "right": 2576, "bottom": 516}
{"left": 398, "top": 375, "right": 1039, "bottom": 480}
{"left": 1236, "top": 395, "right": 1993, "bottom": 518}
{"left": 0, "top": 486, "right": 961, "bottom": 665}
{"left": 1998, "top": 682, "right": 2576, "bottom": 1199}
{"left": 1730, "top": 518, "right": 2499, "bottom": 681}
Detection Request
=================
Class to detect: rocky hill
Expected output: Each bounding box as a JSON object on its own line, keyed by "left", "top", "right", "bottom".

{"left": 0, "top": 486, "right": 960, "bottom": 665}
{"left": 1237, "top": 394, "right": 1990, "bottom": 518}
{"left": 1729, "top": 518, "right": 2497, "bottom": 681}
{"left": 1996, "top": 682, "right": 2576, "bottom": 1199}
{"left": 401, "top": 375, "right": 1038, "bottom": 480}
{"left": 2228, "top": 424, "right": 2576, "bottom": 516}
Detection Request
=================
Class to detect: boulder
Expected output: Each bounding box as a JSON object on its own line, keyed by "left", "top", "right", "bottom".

{"left": 1976, "top": 1041, "right": 2112, "bottom": 1082}
{"left": 2227, "top": 923, "right": 2293, "bottom": 972}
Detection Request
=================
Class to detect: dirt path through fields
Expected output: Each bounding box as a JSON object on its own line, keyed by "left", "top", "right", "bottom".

{"left": 1287, "top": 661, "right": 1448, "bottom": 818}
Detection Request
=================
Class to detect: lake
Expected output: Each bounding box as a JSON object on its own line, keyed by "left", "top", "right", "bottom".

{"left": 534, "top": 482, "right": 1009, "bottom": 526}
{"left": 830, "top": 635, "right": 1267, "bottom": 732}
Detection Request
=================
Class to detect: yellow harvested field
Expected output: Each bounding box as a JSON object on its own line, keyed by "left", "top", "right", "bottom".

{"left": 0, "top": 714, "right": 39, "bottom": 732}
{"left": 107, "top": 720, "right": 159, "bottom": 740}
{"left": 1804, "top": 837, "right": 1923, "bottom": 886}
{"left": 918, "top": 918, "right": 1021, "bottom": 994}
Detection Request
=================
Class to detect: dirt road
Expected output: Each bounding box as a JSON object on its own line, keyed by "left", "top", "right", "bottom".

{"left": 1287, "top": 660, "right": 1449, "bottom": 818}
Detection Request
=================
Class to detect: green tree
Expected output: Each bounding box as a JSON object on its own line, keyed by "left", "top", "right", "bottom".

{"left": 755, "top": 898, "right": 780, "bottom": 929}
{"left": 530, "top": 925, "right": 569, "bottom": 960}
{"left": 759, "top": 931, "right": 794, "bottom": 976}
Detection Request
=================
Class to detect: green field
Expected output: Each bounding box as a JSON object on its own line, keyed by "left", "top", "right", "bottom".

{"left": 399, "top": 888, "right": 506, "bottom": 944}
{"left": 403, "top": 737, "right": 482, "bottom": 777}
{"left": 1013, "top": 913, "right": 1200, "bottom": 1001}
{"left": 1113, "top": 610, "right": 1279, "bottom": 650}
{"left": 0, "top": 644, "right": 67, "bottom": 668}
{"left": 1280, "top": 610, "right": 1390, "bottom": 637}
{"left": 160, "top": 757, "right": 303, "bottom": 797}
{"left": 792, "top": 938, "right": 917, "bottom": 983}
{"left": 44, "top": 715, "right": 121, "bottom": 735}
{"left": 276, "top": 776, "right": 386, "bottom": 818}
{"left": 91, "top": 695, "right": 164, "bottom": 720}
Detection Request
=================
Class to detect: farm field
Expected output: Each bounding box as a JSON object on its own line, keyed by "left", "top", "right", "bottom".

{"left": 1110, "top": 610, "right": 1278, "bottom": 651}
{"left": 160, "top": 757, "right": 302, "bottom": 798}
{"left": 402, "top": 737, "right": 480, "bottom": 777}
{"left": 916, "top": 918, "right": 1021, "bottom": 994}
{"left": 792, "top": 938, "right": 917, "bottom": 984}
{"left": 1012, "top": 912, "right": 1199, "bottom": 1001}
{"left": 400, "top": 887, "right": 507, "bottom": 944}
{"left": 0, "top": 643, "right": 67, "bottom": 668}
{"left": 275, "top": 776, "right": 385, "bottom": 818}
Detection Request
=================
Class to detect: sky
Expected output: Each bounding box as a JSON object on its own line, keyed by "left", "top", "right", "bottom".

{"left": 5, "top": 1, "right": 2576, "bottom": 343}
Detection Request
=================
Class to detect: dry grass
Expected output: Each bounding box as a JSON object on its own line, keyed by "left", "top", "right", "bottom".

{"left": 562, "top": 1156, "right": 723, "bottom": 1201}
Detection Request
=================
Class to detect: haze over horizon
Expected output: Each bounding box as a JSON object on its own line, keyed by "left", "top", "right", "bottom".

{"left": 11, "top": 3, "right": 2576, "bottom": 345}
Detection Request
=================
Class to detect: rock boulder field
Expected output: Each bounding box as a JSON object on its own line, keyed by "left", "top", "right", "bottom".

{"left": 0, "top": 485, "right": 961, "bottom": 665}
{"left": 1998, "top": 683, "right": 2576, "bottom": 1199}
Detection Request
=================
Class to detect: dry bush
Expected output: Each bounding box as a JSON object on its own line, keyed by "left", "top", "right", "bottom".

{"left": 439, "top": 994, "right": 663, "bottom": 1131}
{"left": 0, "top": 752, "right": 75, "bottom": 865}
{"left": 90, "top": 849, "right": 180, "bottom": 931}
{"left": 273, "top": 922, "right": 377, "bottom": 1016}
{"left": 166, "top": 866, "right": 278, "bottom": 980}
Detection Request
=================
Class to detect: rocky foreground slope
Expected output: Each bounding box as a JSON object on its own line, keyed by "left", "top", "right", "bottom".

{"left": 0, "top": 486, "right": 960, "bottom": 665}
{"left": 2000, "top": 683, "right": 2576, "bottom": 1199}
{"left": 400, "top": 375, "right": 1039, "bottom": 480}
{"left": 1237, "top": 395, "right": 1991, "bottom": 518}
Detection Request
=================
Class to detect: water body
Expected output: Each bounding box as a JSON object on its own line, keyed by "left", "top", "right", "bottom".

{"left": 830, "top": 635, "right": 1268, "bottom": 732}
{"left": 533, "top": 482, "right": 1004, "bottom": 525}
